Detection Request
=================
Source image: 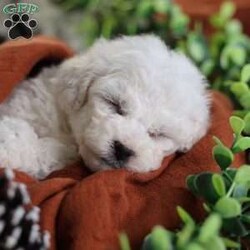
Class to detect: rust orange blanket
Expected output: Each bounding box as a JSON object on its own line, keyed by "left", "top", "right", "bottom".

{"left": 0, "top": 37, "right": 246, "bottom": 250}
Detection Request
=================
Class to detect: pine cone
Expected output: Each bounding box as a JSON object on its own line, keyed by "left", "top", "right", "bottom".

{"left": 0, "top": 169, "right": 50, "bottom": 250}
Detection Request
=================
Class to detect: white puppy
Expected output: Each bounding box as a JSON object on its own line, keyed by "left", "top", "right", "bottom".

{"left": 0, "top": 35, "right": 210, "bottom": 179}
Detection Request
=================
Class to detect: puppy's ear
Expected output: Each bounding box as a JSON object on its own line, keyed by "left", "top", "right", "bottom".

{"left": 54, "top": 55, "right": 95, "bottom": 114}
{"left": 54, "top": 38, "right": 110, "bottom": 114}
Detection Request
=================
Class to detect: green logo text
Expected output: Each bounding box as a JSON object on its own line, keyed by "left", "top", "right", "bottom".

{"left": 3, "top": 3, "right": 39, "bottom": 15}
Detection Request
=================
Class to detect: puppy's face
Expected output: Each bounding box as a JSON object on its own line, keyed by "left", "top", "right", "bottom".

{"left": 59, "top": 35, "right": 209, "bottom": 173}
{"left": 71, "top": 74, "right": 177, "bottom": 172}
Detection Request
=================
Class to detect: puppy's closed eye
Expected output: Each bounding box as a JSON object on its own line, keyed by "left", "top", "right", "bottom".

{"left": 101, "top": 95, "right": 126, "bottom": 116}
{"left": 148, "top": 130, "right": 169, "bottom": 139}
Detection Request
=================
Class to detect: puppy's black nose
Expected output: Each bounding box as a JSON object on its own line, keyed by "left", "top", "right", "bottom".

{"left": 113, "top": 140, "right": 134, "bottom": 163}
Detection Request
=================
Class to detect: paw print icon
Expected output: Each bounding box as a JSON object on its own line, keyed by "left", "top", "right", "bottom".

{"left": 3, "top": 13, "right": 38, "bottom": 40}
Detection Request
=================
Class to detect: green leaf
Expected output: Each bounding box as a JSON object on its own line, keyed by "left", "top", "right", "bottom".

{"left": 153, "top": 0, "right": 170, "bottom": 13}
{"left": 177, "top": 206, "right": 194, "bottom": 224}
{"left": 220, "top": 46, "right": 231, "bottom": 69}
{"left": 212, "top": 174, "right": 226, "bottom": 197}
{"left": 229, "top": 116, "right": 245, "bottom": 135}
{"left": 241, "top": 64, "right": 250, "bottom": 83}
{"left": 198, "top": 214, "right": 221, "bottom": 243}
{"left": 213, "top": 145, "right": 234, "bottom": 170}
{"left": 203, "top": 203, "right": 211, "bottom": 213}
{"left": 233, "top": 110, "right": 250, "bottom": 119}
{"left": 187, "top": 33, "right": 206, "bottom": 63}
{"left": 232, "top": 137, "right": 250, "bottom": 153}
{"left": 101, "top": 16, "right": 116, "bottom": 38}
{"left": 119, "top": 233, "right": 131, "bottom": 250}
{"left": 150, "top": 226, "right": 172, "bottom": 250}
{"left": 200, "top": 59, "right": 215, "bottom": 76}
{"left": 80, "top": 14, "right": 99, "bottom": 45}
{"left": 213, "top": 136, "right": 224, "bottom": 146}
{"left": 230, "top": 47, "right": 246, "bottom": 66}
{"left": 225, "top": 19, "right": 242, "bottom": 35}
{"left": 210, "top": 14, "right": 224, "bottom": 29}
{"left": 220, "top": 1, "right": 236, "bottom": 20}
{"left": 137, "top": 1, "right": 153, "bottom": 18}
{"left": 170, "top": 14, "right": 189, "bottom": 36}
{"left": 239, "top": 92, "right": 250, "bottom": 109}
{"left": 234, "top": 109, "right": 249, "bottom": 120}
{"left": 142, "top": 235, "right": 152, "bottom": 250}
{"left": 176, "top": 222, "right": 195, "bottom": 248}
{"left": 186, "top": 175, "right": 198, "bottom": 195}
{"left": 235, "top": 165, "right": 250, "bottom": 185}
{"left": 186, "top": 243, "right": 204, "bottom": 250}
{"left": 202, "top": 236, "right": 226, "bottom": 250}
{"left": 221, "top": 237, "right": 240, "bottom": 248}
{"left": 215, "top": 197, "right": 241, "bottom": 218}
{"left": 195, "top": 173, "right": 220, "bottom": 204}
{"left": 230, "top": 82, "right": 249, "bottom": 98}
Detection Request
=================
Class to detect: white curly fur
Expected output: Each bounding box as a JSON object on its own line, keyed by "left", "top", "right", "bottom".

{"left": 0, "top": 35, "right": 210, "bottom": 179}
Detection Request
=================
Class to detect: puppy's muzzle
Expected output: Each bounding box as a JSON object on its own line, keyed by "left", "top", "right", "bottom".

{"left": 101, "top": 140, "right": 135, "bottom": 169}
{"left": 113, "top": 140, "right": 134, "bottom": 163}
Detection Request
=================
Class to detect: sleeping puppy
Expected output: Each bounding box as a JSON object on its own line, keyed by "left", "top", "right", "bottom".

{"left": 0, "top": 35, "right": 210, "bottom": 178}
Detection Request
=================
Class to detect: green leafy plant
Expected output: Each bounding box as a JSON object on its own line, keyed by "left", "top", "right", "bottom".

{"left": 176, "top": 1, "right": 250, "bottom": 90}
{"left": 53, "top": 0, "right": 250, "bottom": 91}
{"left": 188, "top": 116, "right": 250, "bottom": 241}
{"left": 52, "top": 0, "right": 190, "bottom": 46}
{"left": 141, "top": 211, "right": 228, "bottom": 250}
{"left": 229, "top": 64, "right": 250, "bottom": 128}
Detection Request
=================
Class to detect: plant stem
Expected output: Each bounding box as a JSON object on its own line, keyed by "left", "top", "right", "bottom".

{"left": 226, "top": 182, "right": 236, "bottom": 197}
{"left": 223, "top": 171, "right": 234, "bottom": 183}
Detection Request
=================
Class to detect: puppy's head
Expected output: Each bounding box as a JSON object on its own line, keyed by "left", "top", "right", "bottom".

{"left": 56, "top": 35, "right": 210, "bottom": 172}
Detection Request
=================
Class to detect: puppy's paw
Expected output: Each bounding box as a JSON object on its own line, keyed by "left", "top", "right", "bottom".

{"left": 0, "top": 116, "right": 79, "bottom": 179}
{"left": 37, "top": 137, "right": 79, "bottom": 178}
{"left": 0, "top": 116, "right": 42, "bottom": 176}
